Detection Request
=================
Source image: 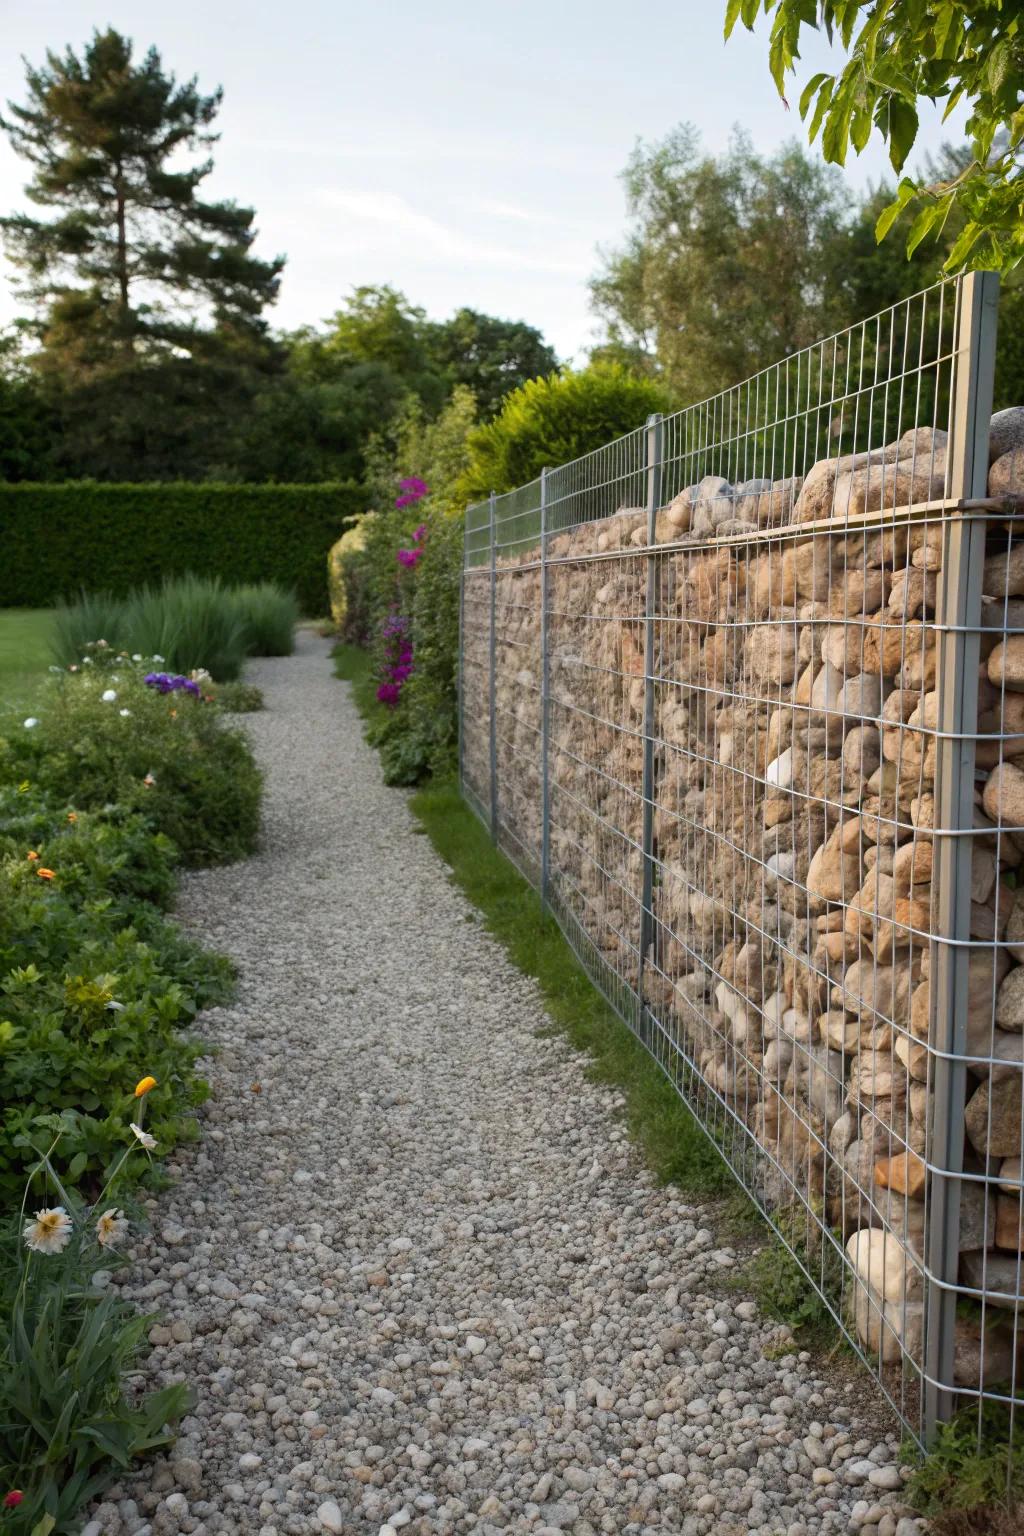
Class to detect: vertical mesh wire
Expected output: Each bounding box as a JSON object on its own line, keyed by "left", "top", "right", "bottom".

{"left": 459, "top": 274, "right": 1024, "bottom": 1460}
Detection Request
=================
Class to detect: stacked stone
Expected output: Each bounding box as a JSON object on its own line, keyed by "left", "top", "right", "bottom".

{"left": 646, "top": 407, "right": 1024, "bottom": 1392}
{"left": 464, "top": 407, "right": 1024, "bottom": 1399}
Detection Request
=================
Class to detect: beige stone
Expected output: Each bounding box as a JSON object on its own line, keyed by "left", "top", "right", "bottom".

{"left": 983, "top": 761, "right": 1024, "bottom": 828}
{"left": 746, "top": 623, "right": 798, "bottom": 685}
{"left": 965, "top": 1075, "right": 1024, "bottom": 1158}
{"left": 997, "top": 966, "right": 1024, "bottom": 1032}
{"left": 987, "top": 635, "right": 1024, "bottom": 692}
{"left": 807, "top": 842, "right": 862, "bottom": 903}
{"left": 834, "top": 458, "right": 946, "bottom": 518}
{"left": 846, "top": 1226, "right": 923, "bottom": 1303}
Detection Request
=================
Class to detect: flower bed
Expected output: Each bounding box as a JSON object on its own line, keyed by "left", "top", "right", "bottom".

{"left": 0, "top": 642, "right": 263, "bottom": 1531}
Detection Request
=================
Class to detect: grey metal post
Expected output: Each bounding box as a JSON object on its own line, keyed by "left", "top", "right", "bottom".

{"left": 924, "top": 270, "right": 999, "bottom": 1439}
{"left": 540, "top": 469, "right": 551, "bottom": 910}
{"left": 637, "top": 415, "right": 663, "bottom": 1006}
{"left": 489, "top": 490, "right": 498, "bottom": 842}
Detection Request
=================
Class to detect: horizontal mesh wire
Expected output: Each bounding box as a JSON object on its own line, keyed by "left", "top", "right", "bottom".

{"left": 459, "top": 273, "right": 1024, "bottom": 1457}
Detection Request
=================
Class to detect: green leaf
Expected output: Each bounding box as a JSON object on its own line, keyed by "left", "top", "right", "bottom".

{"left": 30, "top": 1518, "right": 57, "bottom": 1536}
{"left": 806, "top": 77, "right": 835, "bottom": 142}
{"left": 887, "top": 97, "right": 919, "bottom": 172}
{"left": 943, "top": 220, "right": 984, "bottom": 271}
{"left": 798, "top": 71, "right": 830, "bottom": 117}
{"left": 875, "top": 176, "right": 919, "bottom": 242}
{"left": 905, "top": 200, "right": 944, "bottom": 257}
{"left": 724, "top": 0, "right": 744, "bottom": 38}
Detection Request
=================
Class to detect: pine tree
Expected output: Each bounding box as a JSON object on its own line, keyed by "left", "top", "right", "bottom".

{"left": 0, "top": 27, "right": 283, "bottom": 373}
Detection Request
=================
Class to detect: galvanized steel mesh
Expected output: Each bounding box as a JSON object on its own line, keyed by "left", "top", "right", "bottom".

{"left": 459, "top": 272, "right": 1024, "bottom": 1456}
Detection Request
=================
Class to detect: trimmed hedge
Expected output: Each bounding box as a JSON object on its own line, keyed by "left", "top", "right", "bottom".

{"left": 0, "top": 481, "right": 367, "bottom": 614}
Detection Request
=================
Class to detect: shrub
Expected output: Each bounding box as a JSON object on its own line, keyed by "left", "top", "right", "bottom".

{"left": 229, "top": 582, "right": 299, "bottom": 656}
{"left": 456, "top": 364, "right": 674, "bottom": 503}
{"left": 3, "top": 659, "right": 262, "bottom": 867}
{"left": 0, "top": 481, "right": 366, "bottom": 614}
{"left": 327, "top": 516, "right": 374, "bottom": 629}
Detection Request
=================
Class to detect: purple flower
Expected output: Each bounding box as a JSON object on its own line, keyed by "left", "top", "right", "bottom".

{"left": 144, "top": 672, "right": 202, "bottom": 697}
{"left": 397, "top": 547, "right": 424, "bottom": 568}
{"left": 412, "top": 523, "right": 428, "bottom": 543}
{"left": 394, "top": 475, "right": 429, "bottom": 508}
{"left": 376, "top": 682, "right": 401, "bottom": 707}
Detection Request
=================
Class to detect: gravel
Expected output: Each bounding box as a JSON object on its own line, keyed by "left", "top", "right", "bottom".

{"left": 94, "top": 631, "right": 926, "bottom": 1536}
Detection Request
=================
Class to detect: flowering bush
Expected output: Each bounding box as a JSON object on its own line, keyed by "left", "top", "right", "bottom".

{"left": 0, "top": 1091, "right": 192, "bottom": 1533}
{"left": 3, "top": 657, "right": 261, "bottom": 867}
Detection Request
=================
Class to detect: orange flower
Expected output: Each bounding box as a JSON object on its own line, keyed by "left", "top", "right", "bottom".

{"left": 67, "top": 812, "right": 77, "bottom": 824}
{"left": 169, "top": 709, "right": 178, "bottom": 719}
{"left": 26, "top": 851, "right": 39, "bottom": 862}
{"left": 134, "top": 1075, "right": 157, "bottom": 1098}
{"left": 36, "top": 868, "right": 55, "bottom": 881}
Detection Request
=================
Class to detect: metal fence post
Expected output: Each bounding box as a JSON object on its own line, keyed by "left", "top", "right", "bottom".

{"left": 924, "top": 270, "right": 999, "bottom": 1439}
{"left": 489, "top": 490, "right": 498, "bottom": 843}
{"left": 540, "top": 469, "right": 551, "bottom": 911}
{"left": 637, "top": 415, "right": 663, "bottom": 1006}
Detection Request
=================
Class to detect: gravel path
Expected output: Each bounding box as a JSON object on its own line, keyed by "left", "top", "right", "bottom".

{"left": 91, "top": 631, "right": 924, "bottom": 1536}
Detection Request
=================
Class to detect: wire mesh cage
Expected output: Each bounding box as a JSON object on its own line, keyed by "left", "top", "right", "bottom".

{"left": 460, "top": 271, "right": 1024, "bottom": 1462}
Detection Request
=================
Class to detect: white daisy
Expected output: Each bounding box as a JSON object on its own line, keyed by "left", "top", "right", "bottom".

{"left": 130, "top": 1122, "right": 157, "bottom": 1150}
{"left": 96, "top": 1208, "right": 129, "bottom": 1248}
{"left": 23, "top": 718, "right": 39, "bottom": 729}
{"left": 131, "top": 653, "right": 142, "bottom": 661}
{"left": 23, "top": 1206, "right": 73, "bottom": 1255}
{"left": 119, "top": 708, "right": 131, "bottom": 718}
{"left": 101, "top": 689, "right": 117, "bottom": 703}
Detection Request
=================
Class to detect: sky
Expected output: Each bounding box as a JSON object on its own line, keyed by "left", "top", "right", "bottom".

{"left": 0, "top": 0, "right": 968, "bottom": 361}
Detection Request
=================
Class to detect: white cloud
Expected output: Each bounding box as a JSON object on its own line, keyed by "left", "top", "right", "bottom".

{"left": 314, "top": 188, "right": 589, "bottom": 277}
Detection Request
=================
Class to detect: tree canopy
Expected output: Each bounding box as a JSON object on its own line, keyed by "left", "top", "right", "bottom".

{"left": 725, "top": 1, "right": 1024, "bottom": 272}
{"left": 591, "top": 127, "right": 851, "bottom": 400}
{"left": 0, "top": 27, "right": 283, "bottom": 369}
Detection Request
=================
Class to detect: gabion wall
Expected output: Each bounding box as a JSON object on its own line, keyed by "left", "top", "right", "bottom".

{"left": 461, "top": 274, "right": 1024, "bottom": 1450}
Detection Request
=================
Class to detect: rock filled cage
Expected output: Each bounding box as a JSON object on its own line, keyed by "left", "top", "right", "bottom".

{"left": 459, "top": 272, "right": 1024, "bottom": 1453}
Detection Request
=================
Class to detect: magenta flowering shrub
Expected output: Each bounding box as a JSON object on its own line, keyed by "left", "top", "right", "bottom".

{"left": 394, "top": 476, "right": 428, "bottom": 510}
{"left": 376, "top": 613, "right": 414, "bottom": 708}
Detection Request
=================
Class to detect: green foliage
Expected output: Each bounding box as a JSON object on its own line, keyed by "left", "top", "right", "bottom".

{"left": 3, "top": 661, "right": 261, "bottom": 868}
{"left": 0, "top": 482, "right": 362, "bottom": 613}
{"left": 338, "top": 389, "right": 477, "bottom": 782}
{"left": 727, "top": 1, "right": 1024, "bottom": 273}
{"left": 457, "top": 365, "right": 673, "bottom": 503}
{"left": 425, "top": 308, "right": 558, "bottom": 420}
{"left": 591, "top": 126, "right": 852, "bottom": 399}
{"left": 738, "top": 1209, "right": 840, "bottom": 1343}
{"left": 0, "top": 29, "right": 281, "bottom": 371}
{"left": 908, "top": 1400, "right": 1024, "bottom": 1517}
{"left": 208, "top": 679, "right": 264, "bottom": 713}
{"left": 228, "top": 583, "right": 298, "bottom": 658}
{"left": 0, "top": 1136, "right": 193, "bottom": 1532}
{"left": 52, "top": 578, "right": 297, "bottom": 679}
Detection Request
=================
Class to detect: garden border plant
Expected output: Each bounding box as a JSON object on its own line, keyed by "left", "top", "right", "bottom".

{"left": 1, "top": 631, "right": 265, "bottom": 1531}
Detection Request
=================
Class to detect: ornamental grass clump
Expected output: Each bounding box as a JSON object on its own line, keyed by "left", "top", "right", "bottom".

{"left": 0, "top": 1084, "right": 192, "bottom": 1536}
{"left": 52, "top": 575, "right": 300, "bottom": 681}
{"left": 229, "top": 582, "right": 299, "bottom": 657}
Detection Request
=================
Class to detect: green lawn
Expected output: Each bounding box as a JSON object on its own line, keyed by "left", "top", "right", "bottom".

{"left": 0, "top": 608, "right": 55, "bottom": 711}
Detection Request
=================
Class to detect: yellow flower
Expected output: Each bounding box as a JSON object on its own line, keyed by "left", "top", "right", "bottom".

{"left": 96, "top": 1208, "right": 129, "bottom": 1248}
{"left": 23, "top": 1206, "right": 72, "bottom": 1255}
{"left": 134, "top": 1075, "right": 157, "bottom": 1098}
